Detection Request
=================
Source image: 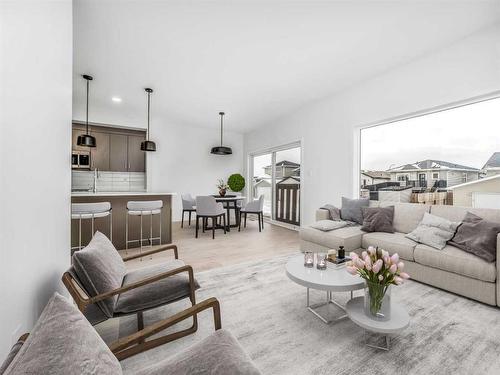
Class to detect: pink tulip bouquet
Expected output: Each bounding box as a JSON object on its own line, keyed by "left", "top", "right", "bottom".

{"left": 346, "top": 246, "right": 410, "bottom": 318}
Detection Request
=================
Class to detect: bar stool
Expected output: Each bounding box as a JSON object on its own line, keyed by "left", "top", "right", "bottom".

{"left": 71, "top": 202, "right": 112, "bottom": 253}
{"left": 126, "top": 200, "right": 163, "bottom": 259}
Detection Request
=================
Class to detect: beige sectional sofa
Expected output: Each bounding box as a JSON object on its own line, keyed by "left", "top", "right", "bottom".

{"left": 300, "top": 203, "right": 500, "bottom": 306}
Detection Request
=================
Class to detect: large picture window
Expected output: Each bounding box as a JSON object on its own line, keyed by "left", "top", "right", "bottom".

{"left": 360, "top": 96, "right": 500, "bottom": 208}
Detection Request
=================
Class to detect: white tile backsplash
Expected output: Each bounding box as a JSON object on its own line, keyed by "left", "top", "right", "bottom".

{"left": 72, "top": 170, "right": 146, "bottom": 192}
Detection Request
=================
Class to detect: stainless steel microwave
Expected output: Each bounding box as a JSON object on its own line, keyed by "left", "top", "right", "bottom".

{"left": 72, "top": 151, "right": 91, "bottom": 169}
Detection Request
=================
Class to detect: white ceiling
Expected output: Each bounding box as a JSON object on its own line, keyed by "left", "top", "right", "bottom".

{"left": 73, "top": 0, "right": 500, "bottom": 132}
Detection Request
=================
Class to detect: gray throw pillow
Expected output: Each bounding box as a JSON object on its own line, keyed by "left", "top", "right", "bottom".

{"left": 3, "top": 293, "right": 122, "bottom": 375}
{"left": 340, "top": 197, "right": 369, "bottom": 224}
{"left": 361, "top": 206, "right": 395, "bottom": 233}
{"left": 449, "top": 212, "right": 500, "bottom": 262}
{"left": 406, "top": 212, "right": 459, "bottom": 250}
{"left": 72, "top": 231, "right": 127, "bottom": 317}
{"left": 310, "top": 220, "right": 348, "bottom": 232}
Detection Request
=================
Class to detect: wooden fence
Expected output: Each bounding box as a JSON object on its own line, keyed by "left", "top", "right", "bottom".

{"left": 410, "top": 191, "right": 453, "bottom": 205}
{"left": 275, "top": 183, "right": 300, "bottom": 225}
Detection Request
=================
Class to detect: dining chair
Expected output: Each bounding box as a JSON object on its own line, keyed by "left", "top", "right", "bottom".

{"left": 195, "top": 196, "right": 226, "bottom": 239}
{"left": 181, "top": 193, "right": 196, "bottom": 228}
{"left": 239, "top": 195, "right": 265, "bottom": 232}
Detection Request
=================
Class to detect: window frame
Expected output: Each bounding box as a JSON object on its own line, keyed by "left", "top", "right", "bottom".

{"left": 354, "top": 90, "right": 500, "bottom": 198}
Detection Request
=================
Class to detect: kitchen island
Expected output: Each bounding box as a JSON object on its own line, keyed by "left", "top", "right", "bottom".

{"left": 71, "top": 191, "right": 175, "bottom": 251}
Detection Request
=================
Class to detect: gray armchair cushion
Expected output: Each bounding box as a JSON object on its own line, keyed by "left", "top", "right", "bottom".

{"left": 3, "top": 293, "right": 122, "bottom": 375}
{"left": 115, "top": 260, "right": 200, "bottom": 314}
{"left": 72, "top": 231, "right": 126, "bottom": 317}
{"left": 134, "top": 330, "right": 261, "bottom": 375}
{"left": 361, "top": 206, "right": 395, "bottom": 233}
{"left": 340, "top": 197, "right": 369, "bottom": 224}
{"left": 449, "top": 212, "right": 500, "bottom": 262}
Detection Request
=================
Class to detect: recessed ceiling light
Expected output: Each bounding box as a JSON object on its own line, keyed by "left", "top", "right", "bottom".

{"left": 112, "top": 97, "right": 122, "bottom": 103}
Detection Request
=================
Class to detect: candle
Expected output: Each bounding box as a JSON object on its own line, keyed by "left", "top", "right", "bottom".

{"left": 316, "top": 253, "right": 327, "bottom": 270}
{"left": 304, "top": 252, "right": 314, "bottom": 268}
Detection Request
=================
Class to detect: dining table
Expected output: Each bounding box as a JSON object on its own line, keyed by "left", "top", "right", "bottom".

{"left": 212, "top": 195, "right": 245, "bottom": 231}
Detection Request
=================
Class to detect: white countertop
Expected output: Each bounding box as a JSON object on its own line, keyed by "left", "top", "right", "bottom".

{"left": 71, "top": 191, "right": 176, "bottom": 197}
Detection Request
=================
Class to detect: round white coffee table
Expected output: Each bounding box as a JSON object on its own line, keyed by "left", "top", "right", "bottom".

{"left": 285, "top": 255, "right": 365, "bottom": 324}
{"left": 346, "top": 297, "right": 410, "bottom": 350}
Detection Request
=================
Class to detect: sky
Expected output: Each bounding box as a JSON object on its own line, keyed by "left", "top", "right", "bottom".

{"left": 361, "top": 97, "right": 500, "bottom": 171}
{"left": 253, "top": 147, "right": 301, "bottom": 178}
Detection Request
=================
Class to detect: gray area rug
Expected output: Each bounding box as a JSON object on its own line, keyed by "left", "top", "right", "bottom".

{"left": 97, "top": 254, "right": 500, "bottom": 375}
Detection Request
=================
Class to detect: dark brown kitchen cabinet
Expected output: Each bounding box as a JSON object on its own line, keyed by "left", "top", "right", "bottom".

{"left": 127, "top": 135, "right": 146, "bottom": 172}
{"left": 72, "top": 123, "right": 146, "bottom": 172}
{"left": 109, "top": 134, "right": 128, "bottom": 172}
{"left": 90, "top": 131, "right": 110, "bottom": 170}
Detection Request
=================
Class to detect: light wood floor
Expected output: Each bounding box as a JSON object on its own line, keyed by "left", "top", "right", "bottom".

{"left": 121, "top": 219, "right": 300, "bottom": 272}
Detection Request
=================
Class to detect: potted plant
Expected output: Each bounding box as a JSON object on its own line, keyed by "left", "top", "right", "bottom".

{"left": 216, "top": 179, "right": 229, "bottom": 197}
{"left": 346, "top": 246, "right": 409, "bottom": 320}
{"left": 227, "top": 173, "right": 245, "bottom": 192}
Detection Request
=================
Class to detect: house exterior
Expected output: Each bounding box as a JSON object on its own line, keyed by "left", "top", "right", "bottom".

{"left": 449, "top": 174, "right": 500, "bottom": 208}
{"left": 387, "top": 159, "right": 480, "bottom": 189}
{"left": 482, "top": 152, "right": 500, "bottom": 177}
{"left": 264, "top": 160, "right": 300, "bottom": 179}
{"left": 361, "top": 170, "right": 391, "bottom": 187}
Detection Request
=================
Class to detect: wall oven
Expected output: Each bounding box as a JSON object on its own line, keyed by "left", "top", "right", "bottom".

{"left": 72, "top": 151, "right": 91, "bottom": 169}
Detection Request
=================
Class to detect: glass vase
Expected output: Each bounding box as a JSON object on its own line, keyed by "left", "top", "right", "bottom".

{"left": 364, "top": 281, "right": 391, "bottom": 321}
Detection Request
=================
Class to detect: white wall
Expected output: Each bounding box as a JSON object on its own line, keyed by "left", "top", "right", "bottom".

{"left": 0, "top": 0, "right": 72, "bottom": 358}
{"left": 146, "top": 121, "right": 244, "bottom": 222}
{"left": 244, "top": 24, "right": 500, "bottom": 225}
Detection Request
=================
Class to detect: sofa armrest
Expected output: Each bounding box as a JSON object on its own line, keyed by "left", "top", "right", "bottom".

{"left": 316, "top": 209, "right": 330, "bottom": 221}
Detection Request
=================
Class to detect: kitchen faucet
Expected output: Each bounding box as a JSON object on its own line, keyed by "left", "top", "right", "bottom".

{"left": 92, "top": 167, "right": 99, "bottom": 193}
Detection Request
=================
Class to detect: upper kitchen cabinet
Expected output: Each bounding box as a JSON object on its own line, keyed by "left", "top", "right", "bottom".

{"left": 127, "top": 135, "right": 146, "bottom": 172}
{"left": 90, "top": 131, "right": 110, "bottom": 170}
{"left": 109, "top": 133, "right": 129, "bottom": 172}
{"left": 72, "top": 123, "right": 146, "bottom": 172}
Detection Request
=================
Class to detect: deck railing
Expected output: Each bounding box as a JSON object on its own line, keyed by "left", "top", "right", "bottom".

{"left": 275, "top": 183, "right": 300, "bottom": 225}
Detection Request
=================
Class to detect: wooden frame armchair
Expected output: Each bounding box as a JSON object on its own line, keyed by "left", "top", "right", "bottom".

{"left": 62, "top": 243, "right": 201, "bottom": 360}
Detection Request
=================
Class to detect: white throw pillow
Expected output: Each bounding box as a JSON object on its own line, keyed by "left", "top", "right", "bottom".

{"left": 310, "top": 220, "right": 348, "bottom": 232}
{"left": 405, "top": 212, "right": 460, "bottom": 250}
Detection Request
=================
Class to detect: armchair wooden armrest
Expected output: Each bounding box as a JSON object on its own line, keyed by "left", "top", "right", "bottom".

{"left": 109, "top": 297, "right": 221, "bottom": 357}
{"left": 122, "top": 244, "right": 178, "bottom": 262}
{"left": 62, "top": 264, "right": 195, "bottom": 312}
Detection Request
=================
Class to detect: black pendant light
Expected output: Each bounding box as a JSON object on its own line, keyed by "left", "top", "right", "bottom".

{"left": 77, "top": 74, "right": 96, "bottom": 147}
{"left": 141, "top": 88, "right": 156, "bottom": 152}
{"left": 211, "top": 112, "right": 232, "bottom": 155}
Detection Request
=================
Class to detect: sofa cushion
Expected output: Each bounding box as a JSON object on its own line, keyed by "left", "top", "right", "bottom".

{"left": 300, "top": 226, "right": 364, "bottom": 251}
{"left": 134, "top": 330, "right": 261, "bottom": 375}
{"left": 72, "top": 231, "right": 126, "bottom": 317}
{"left": 383, "top": 203, "right": 430, "bottom": 234}
{"left": 449, "top": 212, "right": 500, "bottom": 262}
{"left": 3, "top": 293, "right": 122, "bottom": 375}
{"left": 430, "top": 205, "right": 500, "bottom": 224}
{"left": 406, "top": 212, "right": 460, "bottom": 250}
{"left": 115, "top": 260, "right": 200, "bottom": 314}
{"left": 361, "top": 206, "right": 394, "bottom": 233}
{"left": 362, "top": 232, "right": 418, "bottom": 261}
{"left": 414, "top": 244, "right": 496, "bottom": 283}
{"left": 341, "top": 197, "right": 369, "bottom": 224}
{"left": 310, "top": 220, "right": 348, "bottom": 232}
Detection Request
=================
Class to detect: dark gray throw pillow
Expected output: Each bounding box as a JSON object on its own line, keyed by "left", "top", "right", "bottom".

{"left": 341, "top": 197, "right": 369, "bottom": 224}
{"left": 361, "top": 206, "right": 395, "bottom": 233}
{"left": 449, "top": 212, "right": 500, "bottom": 262}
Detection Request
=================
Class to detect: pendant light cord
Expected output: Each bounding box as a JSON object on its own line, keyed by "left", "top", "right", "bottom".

{"left": 147, "top": 91, "right": 151, "bottom": 141}
{"left": 85, "top": 78, "right": 90, "bottom": 135}
{"left": 220, "top": 113, "right": 224, "bottom": 146}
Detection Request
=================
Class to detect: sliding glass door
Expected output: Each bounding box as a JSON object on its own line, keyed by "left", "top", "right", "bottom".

{"left": 250, "top": 143, "right": 301, "bottom": 227}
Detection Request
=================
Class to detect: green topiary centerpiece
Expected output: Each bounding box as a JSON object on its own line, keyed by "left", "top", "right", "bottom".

{"left": 227, "top": 173, "right": 245, "bottom": 192}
